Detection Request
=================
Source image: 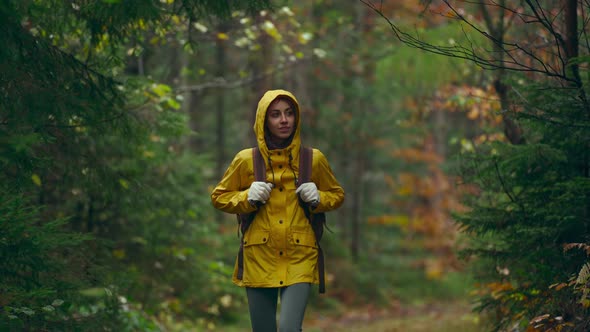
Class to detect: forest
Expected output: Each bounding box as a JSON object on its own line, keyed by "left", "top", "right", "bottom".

{"left": 1, "top": 0, "right": 589, "bottom": 331}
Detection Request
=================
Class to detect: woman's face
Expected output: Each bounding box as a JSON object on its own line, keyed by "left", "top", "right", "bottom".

{"left": 266, "top": 99, "right": 295, "bottom": 141}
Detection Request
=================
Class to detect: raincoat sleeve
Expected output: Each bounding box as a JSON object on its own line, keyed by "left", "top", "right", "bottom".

{"left": 311, "top": 149, "right": 345, "bottom": 213}
{"left": 211, "top": 149, "right": 258, "bottom": 215}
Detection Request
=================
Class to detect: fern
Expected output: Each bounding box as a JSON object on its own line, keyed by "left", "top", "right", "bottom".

{"left": 577, "top": 263, "right": 590, "bottom": 286}
{"left": 564, "top": 243, "right": 590, "bottom": 256}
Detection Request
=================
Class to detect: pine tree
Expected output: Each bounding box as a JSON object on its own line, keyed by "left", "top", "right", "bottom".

{"left": 455, "top": 78, "right": 590, "bottom": 330}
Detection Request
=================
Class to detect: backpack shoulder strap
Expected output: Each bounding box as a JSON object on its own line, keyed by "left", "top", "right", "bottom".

{"left": 252, "top": 147, "right": 265, "bottom": 182}
{"left": 237, "top": 147, "right": 265, "bottom": 281}
{"left": 298, "top": 146, "right": 327, "bottom": 294}
{"left": 298, "top": 146, "right": 313, "bottom": 184}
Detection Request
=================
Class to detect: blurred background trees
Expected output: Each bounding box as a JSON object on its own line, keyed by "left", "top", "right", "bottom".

{"left": 364, "top": 0, "right": 590, "bottom": 330}
{"left": 1, "top": 0, "right": 588, "bottom": 331}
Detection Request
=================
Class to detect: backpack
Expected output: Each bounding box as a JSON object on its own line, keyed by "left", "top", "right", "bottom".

{"left": 235, "top": 146, "right": 328, "bottom": 293}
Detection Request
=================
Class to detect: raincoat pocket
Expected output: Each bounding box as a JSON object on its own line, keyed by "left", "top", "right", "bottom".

{"left": 242, "top": 230, "right": 273, "bottom": 283}
{"left": 288, "top": 230, "right": 318, "bottom": 281}
{"left": 243, "top": 230, "right": 270, "bottom": 247}
{"left": 291, "top": 231, "right": 317, "bottom": 248}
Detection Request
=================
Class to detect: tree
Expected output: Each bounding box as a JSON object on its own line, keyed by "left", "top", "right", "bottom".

{"left": 362, "top": 0, "right": 590, "bottom": 329}
{"left": 1, "top": 0, "right": 272, "bottom": 330}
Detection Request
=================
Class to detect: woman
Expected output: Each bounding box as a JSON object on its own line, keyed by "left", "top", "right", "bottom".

{"left": 211, "top": 89, "right": 344, "bottom": 331}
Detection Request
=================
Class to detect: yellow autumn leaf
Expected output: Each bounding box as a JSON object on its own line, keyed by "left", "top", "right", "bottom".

{"left": 282, "top": 45, "right": 292, "bottom": 54}
{"left": 467, "top": 107, "right": 479, "bottom": 120}
{"left": 166, "top": 98, "right": 180, "bottom": 110}
{"left": 219, "top": 294, "right": 232, "bottom": 308}
{"left": 112, "top": 249, "right": 126, "bottom": 259}
{"left": 119, "top": 179, "right": 129, "bottom": 189}
{"left": 397, "top": 185, "right": 412, "bottom": 196}
{"left": 425, "top": 259, "right": 444, "bottom": 280}
{"left": 389, "top": 215, "right": 410, "bottom": 228}
{"left": 79, "top": 288, "right": 107, "bottom": 297}
{"left": 367, "top": 215, "right": 409, "bottom": 229}
{"left": 31, "top": 174, "right": 42, "bottom": 187}
{"left": 461, "top": 138, "right": 474, "bottom": 152}
{"left": 151, "top": 83, "right": 171, "bottom": 97}
{"left": 262, "top": 21, "right": 281, "bottom": 41}
{"left": 298, "top": 32, "right": 313, "bottom": 44}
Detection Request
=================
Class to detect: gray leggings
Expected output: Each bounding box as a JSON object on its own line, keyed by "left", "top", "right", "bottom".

{"left": 246, "top": 283, "right": 311, "bottom": 332}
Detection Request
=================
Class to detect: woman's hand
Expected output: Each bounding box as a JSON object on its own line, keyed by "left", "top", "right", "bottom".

{"left": 296, "top": 182, "right": 319, "bottom": 206}
{"left": 248, "top": 181, "right": 273, "bottom": 205}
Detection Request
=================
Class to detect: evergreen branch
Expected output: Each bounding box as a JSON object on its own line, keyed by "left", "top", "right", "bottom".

{"left": 511, "top": 87, "right": 590, "bottom": 129}
{"left": 492, "top": 158, "right": 521, "bottom": 209}
{"left": 41, "top": 113, "right": 128, "bottom": 129}
{"left": 5, "top": 19, "right": 124, "bottom": 109}
{"left": 576, "top": 262, "right": 590, "bottom": 285}
{"left": 518, "top": 111, "right": 590, "bottom": 129}
{"left": 44, "top": 34, "right": 123, "bottom": 98}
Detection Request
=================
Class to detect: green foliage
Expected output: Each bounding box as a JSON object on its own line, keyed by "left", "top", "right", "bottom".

{"left": 358, "top": 226, "right": 474, "bottom": 303}
{"left": 7, "top": 0, "right": 271, "bottom": 46}
{"left": 1, "top": 0, "right": 274, "bottom": 330}
{"left": 377, "top": 22, "right": 485, "bottom": 96}
{"left": 0, "top": 192, "right": 127, "bottom": 331}
{"left": 454, "top": 75, "right": 590, "bottom": 330}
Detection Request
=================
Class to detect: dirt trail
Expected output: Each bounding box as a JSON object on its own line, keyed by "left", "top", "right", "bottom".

{"left": 303, "top": 301, "right": 482, "bottom": 332}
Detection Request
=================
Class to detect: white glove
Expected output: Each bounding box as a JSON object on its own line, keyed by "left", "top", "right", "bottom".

{"left": 248, "top": 181, "right": 273, "bottom": 204}
{"left": 296, "top": 182, "right": 319, "bottom": 205}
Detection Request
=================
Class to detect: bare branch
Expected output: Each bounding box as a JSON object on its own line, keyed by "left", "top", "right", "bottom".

{"left": 176, "top": 59, "right": 307, "bottom": 92}
{"left": 524, "top": 0, "right": 568, "bottom": 75}
{"left": 359, "top": 0, "right": 578, "bottom": 84}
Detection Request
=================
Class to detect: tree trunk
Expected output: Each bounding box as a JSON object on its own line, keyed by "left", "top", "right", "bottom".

{"left": 563, "top": 0, "right": 580, "bottom": 84}
{"left": 181, "top": 46, "right": 202, "bottom": 151}
{"left": 247, "top": 15, "right": 273, "bottom": 147}
{"left": 562, "top": 0, "right": 589, "bottom": 238}
{"left": 349, "top": 1, "right": 373, "bottom": 261}
{"left": 479, "top": 0, "right": 525, "bottom": 145}
{"left": 216, "top": 23, "right": 228, "bottom": 179}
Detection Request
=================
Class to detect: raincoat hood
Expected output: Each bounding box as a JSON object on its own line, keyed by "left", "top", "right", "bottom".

{"left": 254, "top": 89, "right": 301, "bottom": 158}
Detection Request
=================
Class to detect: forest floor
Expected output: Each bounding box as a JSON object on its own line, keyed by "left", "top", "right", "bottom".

{"left": 221, "top": 300, "right": 484, "bottom": 332}
{"left": 303, "top": 300, "right": 483, "bottom": 332}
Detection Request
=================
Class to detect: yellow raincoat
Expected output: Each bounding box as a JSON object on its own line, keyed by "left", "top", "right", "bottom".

{"left": 211, "top": 89, "right": 344, "bottom": 288}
